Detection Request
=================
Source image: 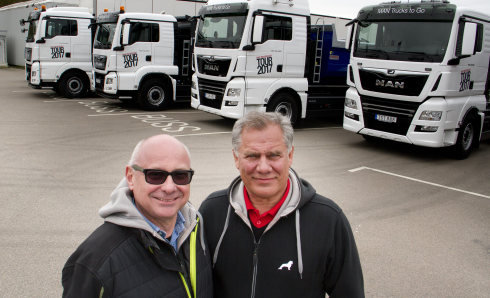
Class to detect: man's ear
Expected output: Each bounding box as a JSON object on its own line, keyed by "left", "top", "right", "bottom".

{"left": 126, "top": 166, "right": 135, "bottom": 190}
{"left": 233, "top": 149, "right": 239, "bottom": 169}
{"left": 288, "top": 146, "right": 294, "bottom": 167}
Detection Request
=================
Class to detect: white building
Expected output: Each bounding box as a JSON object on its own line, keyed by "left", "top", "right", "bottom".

{"left": 0, "top": 0, "right": 349, "bottom": 66}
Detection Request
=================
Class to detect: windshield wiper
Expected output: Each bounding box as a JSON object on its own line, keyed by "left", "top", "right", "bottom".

{"left": 401, "top": 51, "right": 433, "bottom": 62}
{"left": 360, "top": 48, "right": 389, "bottom": 60}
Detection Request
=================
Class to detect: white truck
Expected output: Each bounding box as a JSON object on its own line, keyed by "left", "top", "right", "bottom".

{"left": 92, "top": 7, "right": 196, "bottom": 111}
{"left": 21, "top": 5, "right": 94, "bottom": 98}
{"left": 190, "top": 0, "right": 351, "bottom": 125}
{"left": 343, "top": 0, "right": 490, "bottom": 159}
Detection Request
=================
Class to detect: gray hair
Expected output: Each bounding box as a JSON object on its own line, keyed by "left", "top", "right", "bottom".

{"left": 128, "top": 136, "right": 191, "bottom": 166}
{"left": 232, "top": 111, "right": 294, "bottom": 156}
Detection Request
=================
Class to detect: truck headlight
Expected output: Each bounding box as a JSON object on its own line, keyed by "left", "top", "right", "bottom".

{"left": 227, "top": 88, "right": 241, "bottom": 97}
{"left": 419, "top": 111, "right": 442, "bottom": 121}
{"left": 192, "top": 81, "right": 197, "bottom": 90}
{"left": 345, "top": 98, "right": 357, "bottom": 110}
{"left": 106, "top": 78, "right": 113, "bottom": 84}
{"left": 31, "top": 71, "right": 36, "bottom": 77}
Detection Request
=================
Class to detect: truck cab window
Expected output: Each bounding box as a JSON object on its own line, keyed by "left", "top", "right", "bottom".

{"left": 45, "top": 19, "right": 77, "bottom": 38}
{"left": 263, "top": 16, "right": 292, "bottom": 42}
{"left": 128, "top": 22, "right": 159, "bottom": 44}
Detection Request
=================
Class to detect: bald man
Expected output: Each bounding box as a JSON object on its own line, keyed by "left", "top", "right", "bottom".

{"left": 62, "top": 135, "right": 213, "bottom": 298}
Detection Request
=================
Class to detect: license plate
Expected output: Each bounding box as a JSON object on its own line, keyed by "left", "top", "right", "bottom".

{"left": 375, "top": 114, "right": 397, "bottom": 123}
{"left": 205, "top": 93, "right": 216, "bottom": 100}
{"left": 96, "top": 78, "right": 101, "bottom": 84}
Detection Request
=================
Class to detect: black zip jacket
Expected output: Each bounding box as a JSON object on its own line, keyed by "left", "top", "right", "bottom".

{"left": 198, "top": 169, "right": 364, "bottom": 298}
{"left": 62, "top": 179, "right": 213, "bottom": 298}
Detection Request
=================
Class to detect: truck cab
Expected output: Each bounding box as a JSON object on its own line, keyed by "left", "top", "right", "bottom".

{"left": 92, "top": 7, "right": 195, "bottom": 111}
{"left": 343, "top": 0, "right": 490, "bottom": 159}
{"left": 21, "top": 6, "right": 94, "bottom": 98}
{"left": 190, "top": 0, "right": 350, "bottom": 125}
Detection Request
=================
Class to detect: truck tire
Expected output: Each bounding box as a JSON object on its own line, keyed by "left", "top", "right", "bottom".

{"left": 137, "top": 79, "right": 171, "bottom": 111}
{"left": 451, "top": 114, "right": 476, "bottom": 160}
{"left": 59, "top": 71, "right": 88, "bottom": 98}
{"left": 266, "top": 93, "right": 299, "bottom": 126}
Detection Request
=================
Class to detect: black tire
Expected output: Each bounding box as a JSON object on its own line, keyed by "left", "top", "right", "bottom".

{"left": 137, "top": 79, "right": 171, "bottom": 111}
{"left": 451, "top": 114, "right": 476, "bottom": 160}
{"left": 59, "top": 71, "right": 88, "bottom": 98}
{"left": 266, "top": 93, "right": 299, "bottom": 126}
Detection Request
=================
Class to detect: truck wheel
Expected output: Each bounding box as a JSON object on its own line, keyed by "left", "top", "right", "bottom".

{"left": 60, "top": 71, "right": 88, "bottom": 98}
{"left": 266, "top": 93, "right": 299, "bottom": 126}
{"left": 451, "top": 114, "right": 476, "bottom": 160}
{"left": 138, "top": 79, "right": 171, "bottom": 111}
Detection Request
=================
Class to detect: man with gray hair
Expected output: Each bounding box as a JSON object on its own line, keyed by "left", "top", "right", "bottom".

{"left": 199, "top": 111, "right": 364, "bottom": 297}
{"left": 62, "top": 134, "right": 213, "bottom": 298}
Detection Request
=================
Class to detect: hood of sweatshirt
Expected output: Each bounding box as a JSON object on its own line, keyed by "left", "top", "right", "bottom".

{"left": 212, "top": 168, "right": 316, "bottom": 278}
{"left": 98, "top": 178, "right": 202, "bottom": 251}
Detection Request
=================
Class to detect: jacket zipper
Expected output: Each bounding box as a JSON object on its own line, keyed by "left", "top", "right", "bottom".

{"left": 250, "top": 241, "right": 260, "bottom": 298}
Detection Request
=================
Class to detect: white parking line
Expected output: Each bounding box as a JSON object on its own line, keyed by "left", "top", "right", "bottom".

{"left": 88, "top": 111, "right": 202, "bottom": 116}
{"left": 173, "top": 131, "right": 232, "bottom": 137}
{"left": 172, "top": 126, "right": 342, "bottom": 137}
{"left": 348, "top": 166, "right": 490, "bottom": 199}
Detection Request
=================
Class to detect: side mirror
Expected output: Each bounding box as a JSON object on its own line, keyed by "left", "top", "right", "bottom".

{"left": 252, "top": 15, "right": 264, "bottom": 44}
{"left": 460, "top": 22, "right": 477, "bottom": 56}
{"left": 345, "top": 24, "right": 353, "bottom": 50}
{"left": 20, "top": 19, "right": 26, "bottom": 26}
{"left": 122, "top": 23, "right": 130, "bottom": 46}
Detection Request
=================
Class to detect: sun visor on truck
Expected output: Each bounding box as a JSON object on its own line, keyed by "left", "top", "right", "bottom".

{"left": 198, "top": 3, "right": 248, "bottom": 16}
{"left": 96, "top": 12, "right": 120, "bottom": 24}
{"left": 357, "top": 3, "right": 456, "bottom": 22}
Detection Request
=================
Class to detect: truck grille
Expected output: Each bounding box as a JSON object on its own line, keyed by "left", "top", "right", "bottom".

{"left": 359, "top": 69, "right": 428, "bottom": 96}
{"left": 198, "top": 78, "right": 227, "bottom": 110}
{"left": 94, "top": 72, "right": 106, "bottom": 91}
{"left": 361, "top": 95, "right": 422, "bottom": 135}
{"left": 197, "top": 56, "right": 231, "bottom": 77}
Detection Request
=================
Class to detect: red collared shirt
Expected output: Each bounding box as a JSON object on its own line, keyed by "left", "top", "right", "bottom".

{"left": 244, "top": 180, "right": 290, "bottom": 228}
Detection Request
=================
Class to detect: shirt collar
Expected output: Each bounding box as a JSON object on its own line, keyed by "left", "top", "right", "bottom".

{"left": 244, "top": 179, "right": 290, "bottom": 216}
{"left": 132, "top": 197, "right": 186, "bottom": 239}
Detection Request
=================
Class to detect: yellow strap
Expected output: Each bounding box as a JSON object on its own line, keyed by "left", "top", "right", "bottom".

{"left": 190, "top": 219, "right": 199, "bottom": 298}
{"left": 179, "top": 272, "right": 192, "bottom": 298}
{"left": 99, "top": 287, "right": 104, "bottom": 298}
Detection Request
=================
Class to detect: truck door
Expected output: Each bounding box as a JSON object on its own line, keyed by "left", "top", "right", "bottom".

{"left": 40, "top": 18, "right": 75, "bottom": 78}
{"left": 246, "top": 15, "right": 286, "bottom": 79}
{"left": 117, "top": 21, "right": 154, "bottom": 82}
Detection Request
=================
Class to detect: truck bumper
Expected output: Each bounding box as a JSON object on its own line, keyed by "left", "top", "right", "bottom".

{"left": 343, "top": 88, "right": 449, "bottom": 148}
{"left": 192, "top": 75, "right": 252, "bottom": 119}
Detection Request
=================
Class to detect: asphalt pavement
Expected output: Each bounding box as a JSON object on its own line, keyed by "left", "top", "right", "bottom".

{"left": 1, "top": 67, "right": 489, "bottom": 297}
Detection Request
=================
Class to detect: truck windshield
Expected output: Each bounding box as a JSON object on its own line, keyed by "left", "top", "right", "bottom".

{"left": 353, "top": 21, "right": 452, "bottom": 63}
{"left": 94, "top": 23, "right": 117, "bottom": 49}
{"left": 195, "top": 14, "right": 247, "bottom": 49}
{"left": 26, "top": 20, "right": 38, "bottom": 42}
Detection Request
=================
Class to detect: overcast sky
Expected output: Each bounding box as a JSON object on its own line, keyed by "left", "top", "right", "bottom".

{"left": 309, "top": 0, "right": 490, "bottom": 19}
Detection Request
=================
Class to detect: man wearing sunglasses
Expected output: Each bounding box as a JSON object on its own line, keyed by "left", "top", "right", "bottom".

{"left": 199, "top": 111, "right": 364, "bottom": 298}
{"left": 62, "top": 135, "right": 212, "bottom": 298}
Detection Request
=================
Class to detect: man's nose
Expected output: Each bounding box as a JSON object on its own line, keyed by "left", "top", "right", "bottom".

{"left": 160, "top": 175, "right": 178, "bottom": 192}
{"left": 256, "top": 155, "right": 271, "bottom": 172}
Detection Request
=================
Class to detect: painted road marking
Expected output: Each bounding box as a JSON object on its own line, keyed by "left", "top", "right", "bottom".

{"left": 88, "top": 111, "right": 202, "bottom": 116}
{"left": 349, "top": 166, "right": 490, "bottom": 199}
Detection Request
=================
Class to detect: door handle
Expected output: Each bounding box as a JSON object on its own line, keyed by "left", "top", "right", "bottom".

{"left": 146, "top": 55, "right": 151, "bottom": 62}
{"left": 277, "top": 65, "right": 283, "bottom": 72}
{"left": 66, "top": 52, "right": 71, "bottom": 58}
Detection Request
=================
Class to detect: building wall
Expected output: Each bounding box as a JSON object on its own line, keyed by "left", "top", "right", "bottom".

{"left": 0, "top": 1, "right": 78, "bottom": 66}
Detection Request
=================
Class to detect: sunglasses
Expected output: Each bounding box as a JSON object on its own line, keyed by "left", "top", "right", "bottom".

{"left": 131, "top": 165, "right": 194, "bottom": 185}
